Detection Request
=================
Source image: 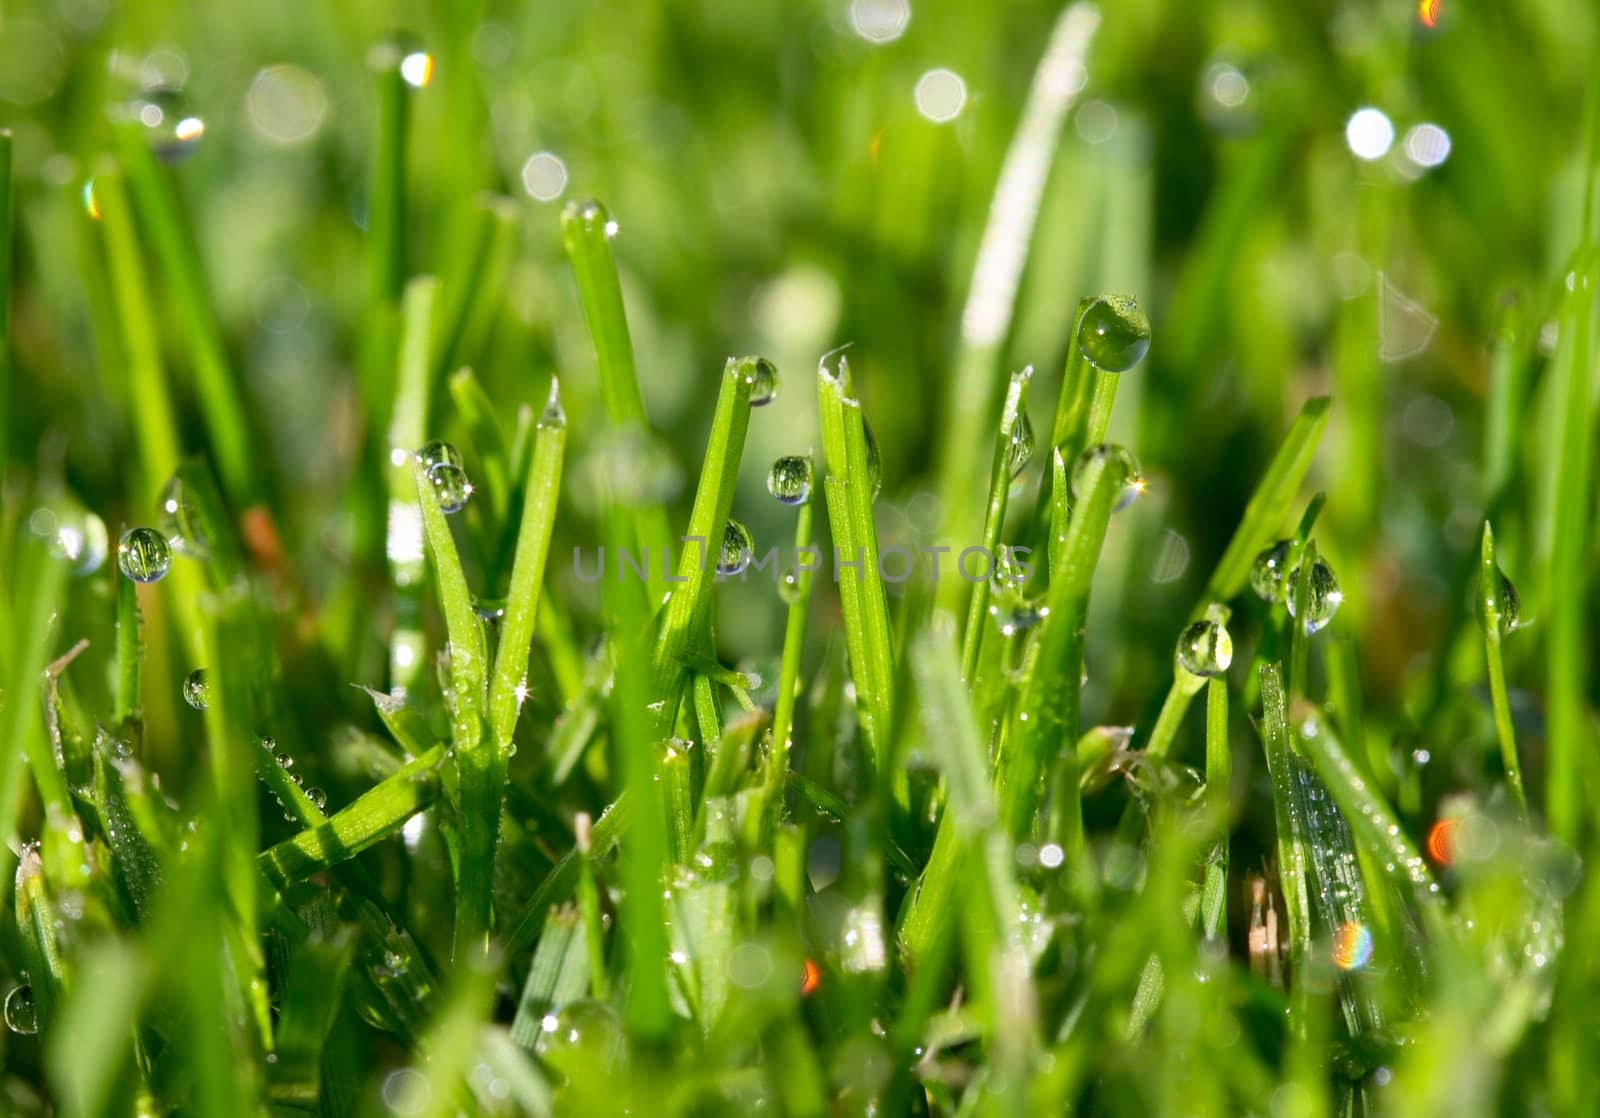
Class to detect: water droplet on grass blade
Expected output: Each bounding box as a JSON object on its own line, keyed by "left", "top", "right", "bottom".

{"left": 474, "top": 598, "right": 507, "bottom": 623}
{"left": 1070, "top": 444, "right": 1143, "bottom": 511}
{"left": 125, "top": 87, "right": 205, "bottom": 163}
{"left": 1077, "top": 295, "right": 1152, "bottom": 372}
{"left": 308, "top": 787, "right": 327, "bottom": 810}
{"left": 33, "top": 504, "right": 108, "bottom": 575}
{"left": 767, "top": 455, "right": 812, "bottom": 505}
{"left": 1006, "top": 410, "right": 1036, "bottom": 479}
{"left": 4, "top": 986, "right": 37, "bottom": 1034}
{"left": 427, "top": 463, "right": 473, "bottom": 513}
{"left": 1250, "top": 539, "right": 1293, "bottom": 602}
{"left": 535, "top": 1000, "right": 625, "bottom": 1078}
{"left": 158, "top": 473, "right": 212, "bottom": 559}
{"left": 417, "top": 440, "right": 463, "bottom": 471}
{"left": 1177, "top": 618, "right": 1233, "bottom": 677}
{"left": 779, "top": 568, "right": 802, "bottom": 604}
{"left": 540, "top": 377, "right": 566, "bottom": 428}
{"left": 717, "top": 520, "right": 754, "bottom": 575}
{"left": 1286, "top": 557, "right": 1342, "bottom": 635}
{"left": 182, "top": 669, "right": 211, "bottom": 710}
{"left": 117, "top": 527, "right": 171, "bottom": 583}
{"left": 864, "top": 420, "right": 884, "bottom": 500}
{"left": 1493, "top": 568, "right": 1521, "bottom": 634}
{"left": 989, "top": 598, "right": 1047, "bottom": 638}
{"left": 737, "top": 356, "right": 779, "bottom": 406}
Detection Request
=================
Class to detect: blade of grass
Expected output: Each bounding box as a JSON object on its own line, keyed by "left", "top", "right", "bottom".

{"left": 487, "top": 379, "right": 565, "bottom": 754}
{"left": 387, "top": 277, "right": 439, "bottom": 696}
{"left": 435, "top": 194, "right": 518, "bottom": 383}
{"left": 93, "top": 162, "right": 182, "bottom": 500}
{"left": 111, "top": 121, "right": 257, "bottom": 505}
{"left": 1478, "top": 522, "right": 1526, "bottom": 817}
{"left": 1200, "top": 675, "right": 1229, "bottom": 941}
{"left": 651, "top": 356, "right": 757, "bottom": 730}
{"left": 15, "top": 846, "right": 64, "bottom": 1036}
{"left": 415, "top": 456, "right": 493, "bottom": 959}
{"left": 258, "top": 745, "right": 445, "bottom": 887}
{"left": 113, "top": 570, "right": 141, "bottom": 727}
{"left": 936, "top": 3, "right": 1101, "bottom": 556}
{"left": 817, "top": 351, "right": 895, "bottom": 776}
{"left": 1257, "top": 664, "right": 1312, "bottom": 979}
{"left": 358, "top": 45, "right": 411, "bottom": 429}
{"left": 961, "top": 367, "right": 1031, "bottom": 679}
{"left": 562, "top": 199, "right": 673, "bottom": 606}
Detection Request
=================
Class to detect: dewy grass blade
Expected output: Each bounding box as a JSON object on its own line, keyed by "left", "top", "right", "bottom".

{"left": 386, "top": 277, "right": 439, "bottom": 696}
{"left": 652, "top": 357, "right": 756, "bottom": 730}
{"left": 112, "top": 121, "right": 256, "bottom": 505}
{"left": 15, "top": 846, "right": 65, "bottom": 1035}
{"left": 415, "top": 456, "right": 493, "bottom": 959}
{"left": 1000, "top": 446, "right": 1127, "bottom": 844}
{"left": 487, "top": 378, "right": 566, "bottom": 755}
{"left": 562, "top": 199, "right": 673, "bottom": 604}
{"left": 1479, "top": 521, "right": 1527, "bottom": 816}
{"left": 448, "top": 368, "right": 513, "bottom": 525}
{"left": 961, "top": 367, "right": 1032, "bottom": 678}
{"left": 113, "top": 569, "right": 142, "bottom": 727}
{"left": 258, "top": 745, "right": 445, "bottom": 887}
{"left": 936, "top": 3, "right": 1101, "bottom": 553}
{"left": 1203, "top": 396, "right": 1330, "bottom": 604}
{"left": 756, "top": 459, "right": 816, "bottom": 835}
{"left": 817, "top": 351, "right": 895, "bottom": 775}
{"left": 1200, "top": 675, "right": 1229, "bottom": 941}
{"left": 1257, "top": 664, "right": 1312, "bottom": 974}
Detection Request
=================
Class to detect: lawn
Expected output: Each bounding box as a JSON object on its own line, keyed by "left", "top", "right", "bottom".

{"left": 0, "top": 0, "right": 1596, "bottom": 1114}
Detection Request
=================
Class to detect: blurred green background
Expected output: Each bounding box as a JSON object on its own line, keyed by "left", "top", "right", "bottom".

{"left": 0, "top": 0, "right": 1593, "bottom": 794}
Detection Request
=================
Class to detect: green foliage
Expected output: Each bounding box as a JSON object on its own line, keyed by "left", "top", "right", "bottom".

{"left": 0, "top": 2, "right": 1597, "bottom": 1116}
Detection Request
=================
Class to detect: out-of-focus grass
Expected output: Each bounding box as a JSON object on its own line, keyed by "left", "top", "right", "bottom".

{"left": 0, "top": 0, "right": 1596, "bottom": 1115}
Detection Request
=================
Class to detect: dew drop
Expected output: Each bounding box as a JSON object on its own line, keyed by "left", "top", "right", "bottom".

{"left": 428, "top": 463, "right": 473, "bottom": 514}
{"left": 767, "top": 455, "right": 813, "bottom": 506}
{"left": 1286, "top": 557, "right": 1343, "bottom": 635}
{"left": 1077, "top": 295, "right": 1152, "bottom": 373}
{"left": 4, "top": 985, "right": 37, "bottom": 1035}
{"left": 474, "top": 598, "right": 507, "bottom": 623}
{"left": 778, "top": 568, "right": 802, "bottom": 605}
{"left": 117, "top": 527, "right": 172, "bottom": 583}
{"left": 539, "top": 378, "right": 566, "bottom": 429}
{"left": 864, "top": 420, "right": 884, "bottom": 500}
{"left": 417, "top": 440, "right": 464, "bottom": 472}
{"left": 1006, "top": 410, "right": 1036, "bottom": 480}
{"left": 534, "top": 1000, "right": 625, "bottom": 1078}
{"left": 738, "top": 356, "right": 779, "bottom": 406}
{"left": 1177, "top": 618, "right": 1233, "bottom": 677}
{"left": 1069, "top": 444, "right": 1142, "bottom": 511}
{"left": 1249, "top": 539, "right": 1294, "bottom": 603}
{"left": 307, "top": 787, "right": 327, "bottom": 810}
{"left": 1494, "top": 568, "right": 1521, "bottom": 635}
{"left": 717, "top": 520, "right": 754, "bottom": 575}
{"left": 158, "top": 473, "right": 212, "bottom": 559}
{"left": 989, "top": 599, "right": 1047, "bottom": 638}
{"left": 182, "top": 668, "right": 211, "bottom": 711}
{"left": 33, "top": 504, "right": 108, "bottom": 576}
{"left": 125, "top": 87, "right": 206, "bottom": 163}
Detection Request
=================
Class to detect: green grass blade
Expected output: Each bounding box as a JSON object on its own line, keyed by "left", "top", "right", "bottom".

{"left": 359, "top": 46, "right": 411, "bottom": 426}
{"left": 386, "top": 277, "right": 439, "bottom": 696}
{"left": 258, "top": 745, "right": 444, "bottom": 887}
{"left": 961, "top": 367, "right": 1031, "bottom": 678}
{"left": 1200, "top": 676, "right": 1229, "bottom": 941}
{"left": 15, "top": 846, "right": 64, "bottom": 1035}
{"left": 936, "top": 3, "right": 1101, "bottom": 553}
{"left": 562, "top": 199, "right": 673, "bottom": 604}
{"left": 1479, "top": 521, "right": 1527, "bottom": 816}
{"left": 415, "top": 454, "right": 493, "bottom": 959}
{"left": 652, "top": 356, "right": 756, "bottom": 728}
{"left": 93, "top": 163, "right": 182, "bottom": 500}
{"left": 111, "top": 121, "right": 256, "bottom": 505}
{"left": 266, "top": 931, "right": 355, "bottom": 1108}
{"left": 1257, "top": 664, "right": 1312, "bottom": 973}
{"left": 817, "top": 352, "right": 895, "bottom": 774}
{"left": 435, "top": 194, "right": 518, "bottom": 382}
{"left": 488, "top": 379, "right": 566, "bottom": 753}
{"left": 113, "top": 571, "right": 141, "bottom": 727}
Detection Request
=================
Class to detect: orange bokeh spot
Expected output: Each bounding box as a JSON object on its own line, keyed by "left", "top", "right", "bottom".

{"left": 1426, "top": 818, "right": 1456, "bottom": 865}
{"left": 1419, "top": 0, "right": 1440, "bottom": 29}
{"left": 801, "top": 957, "right": 821, "bottom": 997}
